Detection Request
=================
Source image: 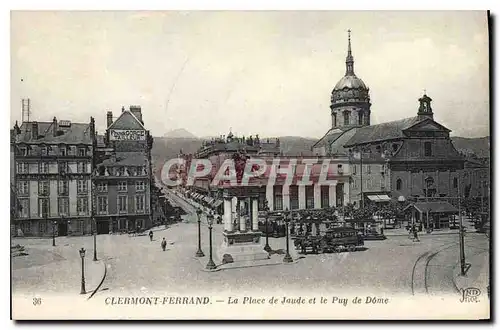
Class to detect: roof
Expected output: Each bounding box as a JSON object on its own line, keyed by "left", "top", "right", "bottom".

{"left": 404, "top": 202, "right": 458, "bottom": 214}
{"left": 108, "top": 110, "right": 145, "bottom": 130}
{"left": 334, "top": 74, "right": 368, "bottom": 90}
{"left": 312, "top": 128, "right": 344, "bottom": 149}
{"left": 17, "top": 121, "right": 92, "bottom": 144}
{"left": 344, "top": 117, "right": 424, "bottom": 146}
{"left": 98, "top": 151, "right": 146, "bottom": 166}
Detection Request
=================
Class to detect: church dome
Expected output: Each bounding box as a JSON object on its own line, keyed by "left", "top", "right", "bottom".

{"left": 334, "top": 75, "right": 368, "bottom": 91}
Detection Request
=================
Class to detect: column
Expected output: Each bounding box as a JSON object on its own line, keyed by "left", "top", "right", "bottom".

{"left": 266, "top": 185, "right": 274, "bottom": 211}
{"left": 223, "top": 197, "right": 232, "bottom": 231}
{"left": 239, "top": 198, "right": 246, "bottom": 231}
{"left": 252, "top": 198, "right": 259, "bottom": 231}
{"left": 343, "top": 181, "right": 350, "bottom": 205}
{"left": 282, "top": 185, "right": 290, "bottom": 210}
{"left": 298, "top": 185, "right": 306, "bottom": 209}
{"left": 313, "top": 184, "right": 321, "bottom": 209}
{"left": 329, "top": 183, "right": 336, "bottom": 208}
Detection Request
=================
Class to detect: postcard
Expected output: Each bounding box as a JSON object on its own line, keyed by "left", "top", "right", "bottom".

{"left": 10, "top": 10, "right": 490, "bottom": 320}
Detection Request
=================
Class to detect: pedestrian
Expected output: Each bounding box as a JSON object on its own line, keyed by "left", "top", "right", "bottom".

{"left": 149, "top": 230, "right": 154, "bottom": 241}
{"left": 161, "top": 238, "right": 167, "bottom": 251}
{"left": 413, "top": 226, "right": 419, "bottom": 242}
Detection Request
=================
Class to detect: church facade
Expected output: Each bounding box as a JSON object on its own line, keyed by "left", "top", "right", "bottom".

{"left": 313, "top": 31, "right": 467, "bottom": 207}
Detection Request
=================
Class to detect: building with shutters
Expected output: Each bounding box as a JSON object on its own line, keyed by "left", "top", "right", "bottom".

{"left": 11, "top": 117, "right": 95, "bottom": 236}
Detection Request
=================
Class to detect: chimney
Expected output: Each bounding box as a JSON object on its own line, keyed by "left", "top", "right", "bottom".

{"left": 129, "top": 105, "right": 143, "bottom": 124}
{"left": 90, "top": 117, "right": 95, "bottom": 140}
{"left": 32, "top": 122, "right": 38, "bottom": 140}
{"left": 52, "top": 116, "right": 57, "bottom": 136}
{"left": 107, "top": 111, "right": 113, "bottom": 128}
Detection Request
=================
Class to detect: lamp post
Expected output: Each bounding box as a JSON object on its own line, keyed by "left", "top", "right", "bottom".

{"left": 79, "top": 247, "right": 86, "bottom": 294}
{"left": 283, "top": 208, "right": 293, "bottom": 263}
{"left": 458, "top": 173, "right": 466, "bottom": 276}
{"left": 263, "top": 201, "right": 272, "bottom": 252}
{"left": 195, "top": 208, "right": 205, "bottom": 257}
{"left": 205, "top": 211, "right": 217, "bottom": 270}
{"left": 52, "top": 219, "right": 57, "bottom": 246}
{"left": 93, "top": 218, "right": 98, "bottom": 261}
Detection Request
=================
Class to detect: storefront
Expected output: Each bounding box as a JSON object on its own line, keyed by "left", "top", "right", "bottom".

{"left": 403, "top": 201, "right": 458, "bottom": 230}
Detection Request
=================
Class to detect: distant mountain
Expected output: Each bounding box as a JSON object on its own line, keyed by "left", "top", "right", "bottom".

{"left": 451, "top": 136, "right": 490, "bottom": 158}
{"left": 163, "top": 128, "right": 197, "bottom": 139}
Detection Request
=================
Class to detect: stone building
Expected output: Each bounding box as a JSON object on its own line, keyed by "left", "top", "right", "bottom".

{"left": 11, "top": 117, "right": 95, "bottom": 236}
{"left": 313, "top": 31, "right": 466, "bottom": 207}
{"left": 93, "top": 106, "right": 154, "bottom": 234}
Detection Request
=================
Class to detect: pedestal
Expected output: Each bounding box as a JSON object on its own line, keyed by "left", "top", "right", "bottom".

{"left": 218, "top": 231, "right": 269, "bottom": 263}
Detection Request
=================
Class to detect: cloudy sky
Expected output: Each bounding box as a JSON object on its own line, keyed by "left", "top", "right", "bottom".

{"left": 10, "top": 11, "right": 489, "bottom": 139}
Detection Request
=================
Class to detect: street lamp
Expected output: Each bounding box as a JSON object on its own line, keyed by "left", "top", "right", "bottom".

{"left": 93, "top": 218, "right": 98, "bottom": 261}
{"left": 283, "top": 208, "right": 293, "bottom": 263}
{"left": 263, "top": 201, "right": 272, "bottom": 252}
{"left": 79, "top": 248, "right": 86, "bottom": 294}
{"left": 206, "top": 211, "right": 217, "bottom": 270}
{"left": 52, "top": 220, "right": 57, "bottom": 246}
{"left": 195, "top": 208, "right": 205, "bottom": 257}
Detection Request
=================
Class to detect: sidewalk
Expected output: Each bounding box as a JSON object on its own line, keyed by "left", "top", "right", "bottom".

{"left": 12, "top": 244, "right": 107, "bottom": 297}
{"left": 453, "top": 247, "right": 490, "bottom": 297}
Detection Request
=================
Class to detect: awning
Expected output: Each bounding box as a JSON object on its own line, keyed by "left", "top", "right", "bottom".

{"left": 404, "top": 202, "right": 458, "bottom": 214}
{"left": 367, "top": 194, "right": 391, "bottom": 202}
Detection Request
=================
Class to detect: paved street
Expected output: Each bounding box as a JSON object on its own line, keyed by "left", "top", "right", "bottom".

{"left": 12, "top": 215, "right": 489, "bottom": 299}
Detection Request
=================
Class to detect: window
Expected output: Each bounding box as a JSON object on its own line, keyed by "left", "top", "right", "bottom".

{"left": 135, "top": 181, "right": 145, "bottom": 191}
{"left": 78, "top": 148, "right": 87, "bottom": 157}
{"left": 40, "top": 146, "right": 48, "bottom": 156}
{"left": 135, "top": 195, "right": 145, "bottom": 213}
{"left": 58, "top": 161, "right": 68, "bottom": 173}
{"left": 39, "top": 221, "right": 46, "bottom": 234}
{"left": 97, "top": 182, "right": 108, "bottom": 192}
{"left": 58, "top": 180, "right": 69, "bottom": 195}
{"left": 321, "top": 186, "right": 329, "bottom": 208}
{"left": 305, "top": 185, "right": 314, "bottom": 209}
{"left": 97, "top": 196, "right": 108, "bottom": 214}
{"left": 333, "top": 113, "right": 337, "bottom": 127}
{"left": 38, "top": 181, "right": 50, "bottom": 195}
{"left": 366, "top": 165, "right": 371, "bottom": 174}
{"left": 77, "top": 162, "right": 87, "bottom": 173}
{"left": 137, "top": 166, "right": 146, "bottom": 176}
{"left": 18, "top": 162, "right": 29, "bottom": 173}
{"left": 77, "top": 180, "right": 88, "bottom": 194}
{"left": 58, "top": 197, "right": 69, "bottom": 216}
{"left": 396, "top": 178, "right": 402, "bottom": 191}
{"left": 453, "top": 177, "right": 458, "bottom": 189}
{"left": 358, "top": 112, "right": 364, "bottom": 125}
{"left": 392, "top": 144, "right": 398, "bottom": 153}
{"left": 118, "top": 181, "right": 127, "bottom": 192}
{"left": 118, "top": 167, "right": 125, "bottom": 176}
{"left": 18, "top": 181, "right": 29, "bottom": 195}
{"left": 273, "top": 186, "right": 283, "bottom": 211}
{"left": 19, "top": 147, "right": 28, "bottom": 156}
{"left": 70, "top": 146, "right": 76, "bottom": 155}
{"left": 424, "top": 142, "right": 432, "bottom": 157}
{"left": 38, "top": 198, "right": 49, "bottom": 217}
{"left": 343, "top": 112, "right": 350, "bottom": 126}
{"left": 39, "top": 162, "right": 49, "bottom": 174}
{"left": 20, "top": 222, "right": 31, "bottom": 233}
{"left": 18, "top": 199, "right": 29, "bottom": 218}
{"left": 77, "top": 197, "right": 88, "bottom": 215}
{"left": 289, "top": 185, "right": 299, "bottom": 210}
{"left": 60, "top": 147, "right": 66, "bottom": 156}
{"left": 353, "top": 165, "right": 357, "bottom": 175}
{"left": 118, "top": 195, "right": 128, "bottom": 213}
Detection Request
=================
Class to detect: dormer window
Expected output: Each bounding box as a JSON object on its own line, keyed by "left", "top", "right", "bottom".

{"left": 40, "top": 146, "right": 48, "bottom": 156}
{"left": 60, "top": 147, "right": 67, "bottom": 156}
{"left": 78, "top": 147, "right": 87, "bottom": 157}
{"left": 19, "top": 147, "right": 28, "bottom": 156}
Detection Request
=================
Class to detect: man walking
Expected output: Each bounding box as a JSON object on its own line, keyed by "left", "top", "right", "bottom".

{"left": 161, "top": 238, "right": 167, "bottom": 251}
{"left": 149, "top": 230, "right": 154, "bottom": 241}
